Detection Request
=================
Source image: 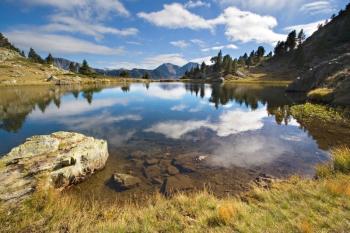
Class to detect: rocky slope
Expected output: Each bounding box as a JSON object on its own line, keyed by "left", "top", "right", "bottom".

{"left": 0, "top": 132, "right": 109, "bottom": 204}
{"left": 261, "top": 4, "right": 350, "bottom": 105}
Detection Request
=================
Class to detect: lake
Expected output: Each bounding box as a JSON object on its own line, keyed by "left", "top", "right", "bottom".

{"left": 0, "top": 82, "right": 341, "bottom": 201}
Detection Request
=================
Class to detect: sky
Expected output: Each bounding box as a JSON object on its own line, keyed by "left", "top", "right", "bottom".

{"left": 0, "top": 0, "right": 347, "bottom": 69}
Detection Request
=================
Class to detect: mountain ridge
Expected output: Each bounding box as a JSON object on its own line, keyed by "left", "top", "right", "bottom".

{"left": 53, "top": 58, "right": 199, "bottom": 79}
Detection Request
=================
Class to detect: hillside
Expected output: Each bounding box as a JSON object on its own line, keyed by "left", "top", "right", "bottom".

{"left": 257, "top": 4, "right": 350, "bottom": 105}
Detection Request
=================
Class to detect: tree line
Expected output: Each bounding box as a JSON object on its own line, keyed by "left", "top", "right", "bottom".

{"left": 184, "top": 45, "right": 271, "bottom": 79}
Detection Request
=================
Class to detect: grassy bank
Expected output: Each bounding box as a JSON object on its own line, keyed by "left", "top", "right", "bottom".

{"left": 1, "top": 147, "right": 349, "bottom": 233}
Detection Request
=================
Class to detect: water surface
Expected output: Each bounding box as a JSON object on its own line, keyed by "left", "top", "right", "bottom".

{"left": 0, "top": 83, "right": 343, "bottom": 200}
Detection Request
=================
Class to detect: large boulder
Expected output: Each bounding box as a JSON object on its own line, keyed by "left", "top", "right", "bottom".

{"left": 0, "top": 132, "right": 109, "bottom": 203}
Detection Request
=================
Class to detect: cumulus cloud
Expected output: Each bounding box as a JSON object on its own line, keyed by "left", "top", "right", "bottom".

{"left": 201, "top": 44, "right": 238, "bottom": 52}
{"left": 190, "top": 39, "right": 206, "bottom": 47}
{"left": 299, "top": 1, "right": 336, "bottom": 15}
{"left": 144, "top": 108, "right": 267, "bottom": 139}
{"left": 138, "top": 4, "right": 284, "bottom": 44}
{"left": 215, "top": 7, "right": 285, "bottom": 44}
{"left": 6, "top": 30, "right": 124, "bottom": 55}
{"left": 185, "top": 0, "right": 211, "bottom": 9}
{"left": 137, "top": 3, "right": 215, "bottom": 30}
{"left": 170, "top": 40, "right": 190, "bottom": 48}
{"left": 284, "top": 19, "right": 327, "bottom": 36}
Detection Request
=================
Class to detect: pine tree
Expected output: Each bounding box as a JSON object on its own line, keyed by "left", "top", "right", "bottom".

{"left": 142, "top": 72, "right": 150, "bottom": 79}
{"left": 79, "top": 60, "right": 91, "bottom": 75}
{"left": 28, "top": 48, "right": 44, "bottom": 63}
{"left": 45, "top": 53, "right": 54, "bottom": 64}
{"left": 297, "top": 29, "right": 306, "bottom": 47}
{"left": 256, "top": 46, "right": 265, "bottom": 58}
{"left": 69, "top": 62, "right": 76, "bottom": 73}
{"left": 286, "top": 30, "right": 297, "bottom": 51}
{"left": 20, "top": 50, "right": 25, "bottom": 57}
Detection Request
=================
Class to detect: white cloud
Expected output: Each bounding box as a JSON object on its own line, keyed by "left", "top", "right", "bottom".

{"left": 23, "top": 0, "right": 130, "bottom": 17}
{"left": 41, "top": 14, "right": 138, "bottom": 39}
{"left": 145, "top": 120, "right": 209, "bottom": 139}
{"left": 284, "top": 19, "right": 327, "bottom": 36}
{"left": 18, "top": 0, "right": 134, "bottom": 42}
{"left": 59, "top": 112, "right": 142, "bottom": 130}
{"left": 138, "top": 4, "right": 284, "bottom": 44}
{"left": 201, "top": 43, "right": 238, "bottom": 52}
{"left": 299, "top": 1, "right": 336, "bottom": 15}
{"left": 215, "top": 0, "right": 303, "bottom": 13}
{"left": 142, "top": 53, "right": 188, "bottom": 69}
{"left": 137, "top": 3, "right": 215, "bottom": 30}
{"left": 216, "top": 7, "right": 285, "bottom": 44}
{"left": 190, "top": 56, "right": 213, "bottom": 65}
{"left": 171, "top": 104, "right": 188, "bottom": 111}
{"left": 30, "top": 98, "right": 128, "bottom": 119}
{"left": 185, "top": 0, "right": 211, "bottom": 9}
{"left": 144, "top": 108, "right": 267, "bottom": 139}
{"left": 6, "top": 30, "right": 124, "bottom": 55}
{"left": 133, "top": 84, "right": 188, "bottom": 100}
{"left": 170, "top": 40, "right": 190, "bottom": 48}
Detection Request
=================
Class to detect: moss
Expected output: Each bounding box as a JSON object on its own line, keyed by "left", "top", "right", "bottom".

{"left": 291, "top": 103, "right": 346, "bottom": 123}
{"left": 307, "top": 88, "right": 334, "bottom": 103}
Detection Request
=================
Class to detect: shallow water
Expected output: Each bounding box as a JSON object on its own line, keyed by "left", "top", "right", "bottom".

{"left": 0, "top": 82, "right": 343, "bottom": 200}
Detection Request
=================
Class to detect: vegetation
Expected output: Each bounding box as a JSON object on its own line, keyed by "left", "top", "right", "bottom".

{"left": 45, "top": 53, "right": 54, "bottom": 65}
{"left": 307, "top": 88, "right": 334, "bottom": 103}
{"left": 79, "top": 60, "right": 92, "bottom": 76}
{"left": 142, "top": 72, "right": 150, "bottom": 79}
{"left": 0, "top": 33, "right": 23, "bottom": 56}
{"left": 290, "top": 103, "right": 347, "bottom": 123}
{"left": 183, "top": 46, "right": 270, "bottom": 80}
{"left": 28, "top": 48, "right": 44, "bottom": 64}
{"left": 120, "top": 70, "right": 129, "bottom": 78}
{"left": 1, "top": 147, "right": 349, "bottom": 233}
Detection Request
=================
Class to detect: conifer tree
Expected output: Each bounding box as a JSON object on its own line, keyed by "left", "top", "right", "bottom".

{"left": 286, "top": 30, "right": 297, "bottom": 51}
{"left": 28, "top": 48, "right": 44, "bottom": 63}
{"left": 45, "top": 53, "right": 54, "bottom": 64}
{"left": 79, "top": 60, "right": 91, "bottom": 75}
{"left": 256, "top": 46, "right": 265, "bottom": 58}
{"left": 297, "top": 29, "right": 306, "bottom": 47}
{"left": 69, "top": 62, "right": 76, "bottom": 73}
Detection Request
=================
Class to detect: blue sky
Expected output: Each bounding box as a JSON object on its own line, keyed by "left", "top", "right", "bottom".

{"left": 0, "top": 0, "right": 347, "bottom": 69}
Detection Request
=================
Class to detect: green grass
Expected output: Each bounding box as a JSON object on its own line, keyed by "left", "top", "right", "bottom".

{"left": 307, "top": 88, "right": 334, "bottom": 103}
{"left": 1, "top": 147, "right": 350, "bottom": 233}
{"left": 291, "top": 103, "right": 346, "bottom": 123}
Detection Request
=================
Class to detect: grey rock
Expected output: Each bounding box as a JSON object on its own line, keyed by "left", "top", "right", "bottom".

{"left": 0, "top": 131, "right": 109, "bottom": 204}
{"left": 112, "top": 173, "right": 141, "bottom": 190}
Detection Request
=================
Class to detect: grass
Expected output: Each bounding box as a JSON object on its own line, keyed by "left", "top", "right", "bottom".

{"left": 1, "top": 147, "right": 350, "bottom": 233}
{"left": 307, "top": 88, "right": 334, "bottom": 103}
{"left": 290, "top": 103, "right": 346, "bottom": 123}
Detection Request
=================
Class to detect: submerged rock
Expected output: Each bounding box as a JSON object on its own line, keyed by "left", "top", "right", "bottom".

{"left": 160, "top": 175, "right": 193, "bottom": 196}
{"left": 112, "top": 173, "right": 141, "bottom": 190}
{"left": 0, "top": 131, "right": 109, "bottom": 203}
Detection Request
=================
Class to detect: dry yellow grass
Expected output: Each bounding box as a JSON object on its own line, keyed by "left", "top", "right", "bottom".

{"left": 1, "top": 147, "right": 350, "bottom": 233}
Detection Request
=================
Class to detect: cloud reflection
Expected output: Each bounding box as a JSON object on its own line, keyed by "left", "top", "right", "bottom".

{"left": 145, "top": 108, "right": 267, "bottom": 139}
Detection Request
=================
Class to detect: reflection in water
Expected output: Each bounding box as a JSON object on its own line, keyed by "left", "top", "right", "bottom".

{"left": 2, "top": 82, "right": 348, "bottom": 200}
{"left": 0, "top": 83, "right": 347, "bottom": 175}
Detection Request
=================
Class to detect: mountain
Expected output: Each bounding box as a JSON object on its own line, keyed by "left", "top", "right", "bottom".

{"left": 53, "top": 58, "right": 80, "bottom": 72}
{"left": 53, "top": 58, "right": 199, "bottom": 79}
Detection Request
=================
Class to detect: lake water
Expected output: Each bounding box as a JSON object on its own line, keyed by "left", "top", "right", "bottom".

{"left": 0, "top": 83, "right": 340, "bottom": 200}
